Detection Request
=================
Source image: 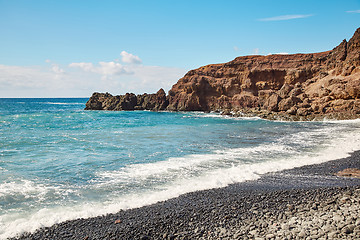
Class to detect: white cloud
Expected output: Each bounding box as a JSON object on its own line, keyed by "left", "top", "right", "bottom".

{"left": 0, "top": 51, "right": 187, "bottom": 97}
{"left": 0, "top": 62, "right": 186, "bottom": 97}
{"left": 120, "top": 51, "right": 142, "bottom": 64}
{"left": 69, "top": 61, "right": 132, "bottom": 81}
{"left": 69, "top": 62, "right": 94, "bottom": 72}
{"left": 51, "top": 64, "right": 64, "bottom": 74}
{"left": 44, "top": 60, "right": 65, "bottom": 80}
{"left": 0, "top": 65, "right": 52, "bottom": 88}
{"left": 98, "top": 61, "right": 129, "bottom": 75}
{"left": 233, "top": 46, "right": 239, "bottom": 52}
{"left": 66, "top": 51, "right": 142, "bottom": 78}
{"left": 258, "top": 14, "right": 313, "bottom": 21}
{"left": 0, "top": 64, "right": 88, "bottom": 97}
{"left": 346, "top": 10, "right": 360, "bottom": 13}
{"left": 253, "top": 48, "right": 260, "bottom": 55}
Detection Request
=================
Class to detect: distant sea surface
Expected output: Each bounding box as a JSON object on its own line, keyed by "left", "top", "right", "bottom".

{"left": 1, "top": 98, "right": 360, "bottom": 238}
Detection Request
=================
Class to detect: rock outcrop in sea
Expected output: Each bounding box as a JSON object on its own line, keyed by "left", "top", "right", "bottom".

{"left": 85, "top": 88, "right": 168, "bottom": 111}
{"left": 85, "top": 27, "right": 360, "bottom": 120}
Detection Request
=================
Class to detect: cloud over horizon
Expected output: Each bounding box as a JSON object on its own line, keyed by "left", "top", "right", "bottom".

{"left": 258, "top": 14, "right": 313, "bottom": 21}
{"left": 0, "top": 51, "right": 186, "bottom": 97}
{"left": 69, "top": 61, "right": 132, "bottom": 80}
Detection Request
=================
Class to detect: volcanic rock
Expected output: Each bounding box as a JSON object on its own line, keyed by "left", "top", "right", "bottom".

{"left": 85, "top": 88, "right": 168, "bottom": 111}
{"left": 85, "top": 27, "right": 360, "bottom": 120}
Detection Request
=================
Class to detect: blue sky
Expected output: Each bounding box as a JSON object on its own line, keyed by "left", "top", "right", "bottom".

{"left": 0, "top": 0, "right": 359, "bottom": 97}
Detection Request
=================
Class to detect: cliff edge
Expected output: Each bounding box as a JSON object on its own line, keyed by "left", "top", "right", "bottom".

{"left": 85, "top": 28, "right": 360, "bottom": 120}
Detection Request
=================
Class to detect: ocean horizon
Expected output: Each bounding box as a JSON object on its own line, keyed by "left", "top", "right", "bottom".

{"left": 1, "top": 98, "right": 360, "bottom": 239}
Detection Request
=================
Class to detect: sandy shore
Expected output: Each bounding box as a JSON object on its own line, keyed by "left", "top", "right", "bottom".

{"left": 12, "top": 151, "right": 360, "bottom": 240}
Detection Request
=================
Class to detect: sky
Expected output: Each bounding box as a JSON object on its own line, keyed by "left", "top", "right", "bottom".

{"left": 0, "top": 0, "right": 359, "bottom": 98}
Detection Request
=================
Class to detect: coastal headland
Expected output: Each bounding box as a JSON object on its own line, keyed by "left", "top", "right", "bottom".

{"left": 85, "top": 27, "right": 360, "bottom": 121}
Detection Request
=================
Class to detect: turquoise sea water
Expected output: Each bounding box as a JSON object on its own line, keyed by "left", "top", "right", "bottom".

{"left": 1, "top": 98, "right": 360, "bottom": 238}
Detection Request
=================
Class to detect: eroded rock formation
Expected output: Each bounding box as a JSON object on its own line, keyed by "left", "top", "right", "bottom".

{"left": 85, "top": 28, "right": 360, "bottom": 120}
{"left": 85, "top": 88, "right": 168, "bottom": 111}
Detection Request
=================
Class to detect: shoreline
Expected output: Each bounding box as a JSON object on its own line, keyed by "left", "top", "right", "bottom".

{"left": 220, "top": 109, "right": 360, "bottom": 121}
{"left": 12, "top": 151, "right": 360, "bottom": 239}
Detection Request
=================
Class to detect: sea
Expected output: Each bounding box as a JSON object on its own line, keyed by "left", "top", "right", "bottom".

{"left": 1, "top": 98, "right": 360, "bottom": 238}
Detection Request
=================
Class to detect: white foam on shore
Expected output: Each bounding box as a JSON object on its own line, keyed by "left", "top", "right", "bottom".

{"left": 321, "top": 118, "right": 360, "bottom": 124}
{"left": 0, "top": 179, "right": 72, "bottom": 201}
{"left": 183, "top": 112, "right": 263, "bottom": 120}
{"left": 1, "top": 121, "right": 360, "bottom": 239}
{"left": 93, "top": 143, "right": 293, "bottom": 187}
{"left": 0, "top": 180, "right": 48, "bottom": 199}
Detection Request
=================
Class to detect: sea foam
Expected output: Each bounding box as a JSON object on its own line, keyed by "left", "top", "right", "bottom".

{"left": 1, "top": 118, "right": 360, "bottom": 239}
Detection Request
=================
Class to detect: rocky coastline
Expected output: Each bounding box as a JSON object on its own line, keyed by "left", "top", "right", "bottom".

{"left": 13, "top": 151, "right": 360, "bottom": 240}
{"left": 85, "top": 27, "right": 360, "bottom": 121}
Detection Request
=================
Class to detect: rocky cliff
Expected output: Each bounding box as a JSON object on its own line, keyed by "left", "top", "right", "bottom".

{"left": 85, "top": 28, "right": 360, "bottom": 120}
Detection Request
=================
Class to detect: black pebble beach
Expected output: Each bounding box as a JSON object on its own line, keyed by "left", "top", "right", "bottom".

{"left": 12, "top": 151, "right": 360, "bottom": 240}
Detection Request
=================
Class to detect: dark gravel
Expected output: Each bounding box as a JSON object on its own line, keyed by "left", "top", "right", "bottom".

{"left": 11, "top": 151, "right": 360, "bottom": 240}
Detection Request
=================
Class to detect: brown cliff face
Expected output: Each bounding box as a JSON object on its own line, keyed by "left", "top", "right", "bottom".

{"left": 166, "top": 27, "right": 360, "bottom": 120}
{"left": 85, "top": 28, "right": 360, "bottom": 120}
